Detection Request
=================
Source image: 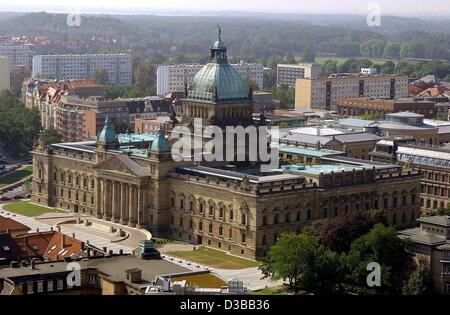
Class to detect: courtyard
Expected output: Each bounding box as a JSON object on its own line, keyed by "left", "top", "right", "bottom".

{"left": 3, "top": 201, "right": 62, "bottom": 217}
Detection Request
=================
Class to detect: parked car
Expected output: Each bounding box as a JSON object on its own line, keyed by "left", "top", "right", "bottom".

{"left": 13, "top": 195, "right": 24, "bottom": 200}
{"left": 0, "top": 196, "right": 11, "bottom": 201}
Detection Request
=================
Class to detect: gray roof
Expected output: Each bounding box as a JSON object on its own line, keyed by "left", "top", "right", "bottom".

{"left": 337, "top": 118, "right": 378, "bottom": 128}
{"left": 418, "top": 216, "right": 450, "bottom": 227}
{"left": 114, "top": 154, "right": 150, "bottom": 177}
{"left": 280, "top": 133, "right": 333, "bottom": 146}
{"left": 387, "top": 111, "right": 424, "bottom": 118}
{"left": 333, "top": 133, "right": 382, "bottom": 143}
{"left": 399, "top": 228, "right": 447, "bottom": 246}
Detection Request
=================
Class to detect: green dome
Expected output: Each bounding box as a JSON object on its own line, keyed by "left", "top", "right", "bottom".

{"left": 186, "top": 27, "right": 249, "bottom": 103}
{"left": 98, "top": 115, "right": 117, "bottom": 143}
{"left": 151, "top": 127, "right": 171, "bottom": 152}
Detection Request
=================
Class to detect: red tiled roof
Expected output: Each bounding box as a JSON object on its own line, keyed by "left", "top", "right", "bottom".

{"left": 0, "top": 217, "right": 31, "bottom": 234}
{"left": 43, "top": 232, "right": 83, "bottom": 261}
{"left": 12, "top": 231, "right": 55, "bottom": 259}
{"left": 418, "top": 86, "right": 450, "bottom": 97}
{"left": 67, "top": 80, "right": 104, "bottom": 89}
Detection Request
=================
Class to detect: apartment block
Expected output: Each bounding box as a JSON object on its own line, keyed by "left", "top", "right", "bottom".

{"left": 156, "top": 62, "right": 264, "bottom": 96}
{"left": 32, "top": 54, "right": 132, "bottom": 86}
{"left": 295, "top": 74, "right": 409, "bottom": 110}
{"left": 277, "top": 63, "right": 322, "bottom": 87}
{"left": 0, "top": 45, "right": 31, "bottom": 66}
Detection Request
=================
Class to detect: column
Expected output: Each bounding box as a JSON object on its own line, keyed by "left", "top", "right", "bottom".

{"left": 120, "top": 183, "right": 128, "bottom": 225}
{"left": 95, "top": 178, "right": 102, "bottom": 219}
{"left": 102, "top": 179, "right": 108, "bottom": 220}
{"left": 137, "top": 187, "right": 143, "bottom": 228}
{"left": 112, "top": 181, "right": 119, "bottom": 223}
{"left": 129, "top": 185, "right": 136, "bottom": 227}
{"left": 103, "top": 180, "right": 111, "bottom": 221}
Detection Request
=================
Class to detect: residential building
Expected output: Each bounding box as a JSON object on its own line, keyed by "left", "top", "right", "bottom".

{"left": 337, "top": 97, "right": 435, "bottom": 119}
{"left": 277, "top": 63, "right": 322, "bottom": 87}
{"left": 435, "top": 102, "right": 450, "bottom": 120}
{"left": 0, "top": 56, "right": 10, "bottom": 91}
{"left": 399, "top": 216, "right": 450, "bottom": 295}
{"left": 10, "top": 65, "right": 31, "bottom": 95}
{"left": 32, "top": 54, "right": 132, "bottom": 86}
{"left": 156, "top": 62, "right": 263, "bottom": 96}
{"left": 295, "top": 74, "right": 408, "bottom": 110}
{"left": 0, "top": 45, "right": 31, "bottom": 66}
{"left": 135, "top": 117, "right": 172, "bottom": 135}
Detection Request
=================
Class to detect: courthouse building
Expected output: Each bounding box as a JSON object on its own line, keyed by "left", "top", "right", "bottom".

{"left": 32, "top": 30, "right": 422, "bottom": 259}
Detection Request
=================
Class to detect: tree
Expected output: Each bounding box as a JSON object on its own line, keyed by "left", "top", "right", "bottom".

{"left": 260, "top": 233, "right": 343, "bottom": 295}
{"left": 245, "top": 77, "right": 260, "bottom": 90}
{"left": 301, "top": 47, "right": 316, "bottom": 63}
{"left": 134, "top": 62, "right": 156, "bottom": 93}
{"left": 304, "top": 210, "right": 387, "bottom": 254}
{"left": 380, "top": 61, "right": 396, "bottom": 74}
{"left": 383, "top": 43, "right": 401, "bottom": 59}
{"left": 40, "top": 128, "right": 62, "bottom": 146}
{"left": 343, "top": 224, "right": 413, "bottom": 294}
{"left": 321, "top": 60, "right": 338, "bottom": 77}
{"left": 402, "top": 268, "right": 434, "bottom": 295}
{"left": 263, "top": 68, "right": 277, "bottom": 88}
{"left": 338, "top": 59, "right": 359, "bottom": 73}
{"left": 93, "top": 69, "right": 109, "bottom": 84}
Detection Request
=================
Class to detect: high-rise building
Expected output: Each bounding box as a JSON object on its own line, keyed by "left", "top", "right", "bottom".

{"left": 0, "top": 57, "right": 11, "bottom": 91}
{"left": 295, "top": 74, "right": 409, "bottom": 110}
{"left": 277, "top": 63, "right": 322, "bottom": 87}
{"left": 156, "top": 62, "right": 264, "bottom": 96}
{"left": 32, "top": 54, "right": 132, "bottom": 86}
{"left": 0, "top": 45, "right": 32, "bottom": 66}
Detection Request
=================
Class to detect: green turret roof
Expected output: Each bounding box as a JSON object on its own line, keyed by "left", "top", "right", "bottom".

{"left": 98, "top": 115, "right": 117, "bottom": 143}
{"left": 151, "top": 127, "right": 171, "bottom": 152}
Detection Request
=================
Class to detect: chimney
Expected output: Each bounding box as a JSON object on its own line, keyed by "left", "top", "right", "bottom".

{"left": 119, "top": 249, "right": 123, "bottom": 255}
{"left": 103, "top": 246, "right": 107, "bottom": 253}
{"left": 72, "top": 233, "right": 75, "bottom": 238}
{"left": 57, "top": 226, "right": 61, "bottom": 232}
{"left": 61, "top": 234, "right": 65, "bottom": 249}
{"left": 109, "top": 250, "right": 113, "bottom": 256}
{"left": 36, "top": 228, "right": 39, "bottom": 233}
{"left": 30, "top": 260, "right": 36, "bottom": 270}
{"left": 50, "top": 227, "right": 54, "bottom": 231}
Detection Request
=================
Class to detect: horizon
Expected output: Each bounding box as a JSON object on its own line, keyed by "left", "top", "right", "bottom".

{"left": 0, "top": 0, "right": 449, "bottom": 18}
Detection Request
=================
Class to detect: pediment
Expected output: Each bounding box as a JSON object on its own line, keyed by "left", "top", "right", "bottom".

{"left": 95, "top": 155, "right": 149, "bottom": 177}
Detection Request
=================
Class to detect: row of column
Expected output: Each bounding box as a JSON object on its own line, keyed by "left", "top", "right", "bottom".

{"left": 96, "top": 178, "right": 146, "bottom": 228}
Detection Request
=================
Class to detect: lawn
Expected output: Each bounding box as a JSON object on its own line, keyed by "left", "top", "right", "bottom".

{"left": 0, "top": 166, "right": 33, "bottom": 188}
{"left": 167, "top": 246, "right": 260, "bottom": 270}
{"left": 170, "top": 273, "right": 227, "bottom": 288}
{"left": 252, "top": 285, "right": 296, "bottom": 295}
{"left": 3, "top": 202, "right": 61, "bottom": 217}
{"left": 314, "top": 56, "right": 400, "bottom": 66}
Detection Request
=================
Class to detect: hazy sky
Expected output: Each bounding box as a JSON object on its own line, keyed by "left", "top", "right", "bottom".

{"left": 1, "top": 0, "right": 449, "bottom": 16}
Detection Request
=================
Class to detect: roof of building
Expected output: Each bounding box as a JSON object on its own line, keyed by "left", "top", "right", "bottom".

{"left": 186, "top": 29, "right": 249, "bottom": 102}
{"left": 290, "top": 125, "right": 344, "bottom": 136}
{"left": 98, "top": 115, "right": 117, "bottom": 143}
{"left": 386, "top": 111, "right": 425, "bottom": 118}
{"left": 0, "top": 233, "right": 17, "bottom": 265}
{"left": 333, "top": 133, "right": 382, "bottom": 143}
{"left": 12, "top": 231, "right": 56, "bottom": 259}
{"left": 279, "top": 145, "right": 343, "bottom": 158}
{"left": 151, "top": 128, "right": 171, "bottom": 152}
{"left": 399, "top": 227, "right": 448, "bottom": 246}
{"left": 418, "top": 216, "right": 450, "bottom": 227}
{"left": 43, "top": 233, "right": 84, "bottom": 261}
{"left": 397, "top": 146, "right": 450, "bottom": 162}
{"left": 0, "top": 217, "right": 30, "bottom": 234}
{"left": 337, "top": 118, "right": 379, "bottom": 128}
{"left": 418, "top": 86, "right": 449, "bottom": 97}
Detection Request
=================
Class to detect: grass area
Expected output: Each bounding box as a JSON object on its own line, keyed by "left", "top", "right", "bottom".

{"left": 153, "top": 237, "right": 186, "bottom": 248}
{"left": 3, "top": 201, "right": 62, "bottom": 217}
{"left": 167, "top": 246, "right": 260, "bottom": 270}
{"left": 0, "top": 166, "right": 32, "bottom": 188}
{"left": 170, "top": 273, "right": 227, "bottom": 288}
{"left": 252, "top": 285, "right": 295, "bottom": 295}
{"left": 315, "top": 56, "right": 399, "bottom": 66}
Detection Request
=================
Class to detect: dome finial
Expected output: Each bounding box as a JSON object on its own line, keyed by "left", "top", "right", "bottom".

{"left": 217, "top": 24, "right": 222, "bottom": 41}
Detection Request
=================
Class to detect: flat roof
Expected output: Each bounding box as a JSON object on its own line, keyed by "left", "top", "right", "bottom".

{"left": 279, "top": 145, "right": 343, "bottom": 158}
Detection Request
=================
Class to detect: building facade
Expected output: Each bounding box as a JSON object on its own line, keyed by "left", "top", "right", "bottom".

{"left": 32, "top": 54, "right": 132, "bottom": 86}
{"left": 0, "top": 45, "right": 31, "bottom": 66}
{"left": 277, "top": 63, "right": 322, "bottom": 87}
{"left": 295, "top": 74, "right": 409, "bottom": 110}
{"left": 337, "top": 97, "right": 435, "bottom": 119}
{"left": 156, "top": 62, "right": 264, "bottom": 96}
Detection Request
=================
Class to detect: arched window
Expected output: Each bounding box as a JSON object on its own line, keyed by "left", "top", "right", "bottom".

{"left": 199, "top": 221, "right": 203, "bottom": 231}
{"left": 262, "top": 215, "right": 267, "bottom": 226}
{"left": 285, "top": 213, "right": 290, "bottom": 223}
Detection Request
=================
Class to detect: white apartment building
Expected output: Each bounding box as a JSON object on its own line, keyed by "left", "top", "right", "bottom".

{"left": 277, "top": 63, "right": 322, "bottom": 87}
{"left": 0, "top": 57, "right": 11, "bottom": 91}
{"left": 32, "top": 54, "right": 132, "bottom": 86}
{"left": 157, "top": 62, "right": 264, "bottom": 96}
{"left": 0, "top": 45, "right": 32, "bottom": 66}
{"left": 295, "top": 74, "right": 409, "bottom": 111}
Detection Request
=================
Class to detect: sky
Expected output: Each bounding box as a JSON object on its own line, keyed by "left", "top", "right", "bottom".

{"left": 0, "top": 0, "right": 449, "bottom": 17}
